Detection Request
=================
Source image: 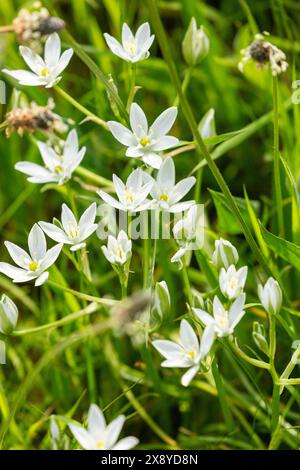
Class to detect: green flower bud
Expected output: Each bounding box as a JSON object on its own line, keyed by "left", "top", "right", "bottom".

{"left": 257, "top": 277, "right": 282, "bottom": 316}
{"left": 182, "top": 18, "right": 209, "bottom": 66}
{"left": 252, "top": 321, "right": 269, "bottom": 356}
{"left": 212, "top": 238, "right": 239, "bottom": 270}
{"left": 154, "top": 281, "right": 170, "bottom": 319}
{"left": 0, "top": 294, "right": 18, "bottom": 335}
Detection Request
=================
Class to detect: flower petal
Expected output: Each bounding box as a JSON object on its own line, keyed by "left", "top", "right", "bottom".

{"left": 151, "top": 107, "right": 178, "bottom": 138}
{"left": 112, "top": 436, "right": 139, "bottom": 450}
{"left": 39, "top": 222, "right": 70, "bottom": 244}
{"left": 69, "top": 425, "right": 96, "bottom": 450}
{"left": 152, "top": 339, "right": 183, "bottom": 359}
{"left": 181, "top": 365, "right": 199, "bottom": 387}
{"left": 88, "top": 404, "right": 106, "bottom": 438}
{"left": 28, "top": 224, "right": 47, "bottom": 260}
{"left": 130, "top": 102, "right": 148, "bottom": 135}
{"left": 19, "top": 46, "right": 45, "bottom": 73}
{"left": 107, "top": 121, "right": 135, "bottom": 146}
{"left": 105, "top": 415, "right": 125, "bottom": 449}
{"left": 179, "top": 319, "right": 199, "bottom": 352}
{"left": 44, "top": 33, "right": 61, "bottom": 66}
{"left": 4, "top": 241, "right": 31, "bottom": 269}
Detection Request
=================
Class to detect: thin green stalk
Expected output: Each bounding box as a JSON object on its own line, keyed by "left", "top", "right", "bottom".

{"left": 229, "top": 338, "right": 271, "bottom": 370}
{"left": 75, "top": 166, "right": 114, "bottom": 187}
{"left": 173, "top": 66, "right": 193, "bottom": 107}
{"left": 54, "top": 85, "right": 108, "bottom": 130}
{"left": 279, "top": 342, "right": 300, "bottom": 394}
{"left": 146, "top": 0, "right": 274, "bottom": 279}
{"left": 181, "top": 257, "right": 193, "bottom": 306}
{"left": 126, "top": 63, "right": 136, "bottom": 110}
{"left": 211, "top": 359, "right": 235, "bottom": 433}
{"left": 272, "top": 75, "right": 284, "bottom": 237}
{"left": 48, "top": 280, "right": 118, "bottom": 306}
{"left": 11, "top": 303, "right": 99, "bottom": 336}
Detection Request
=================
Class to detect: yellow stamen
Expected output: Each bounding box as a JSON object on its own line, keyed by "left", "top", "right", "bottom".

{"left": 187, "top": 351, "right": 195, "bottom": 358}
{"left": 40, "top": 67, "right": 49, "bottom": 77}
{"left": 159, "top": 194, "right": 169, "bottom": 202}
{"left": 96, "top": 441, "right": 105, "bottom": 449}
{"left": 54, "top": 165, "right": 63, "bottom": 174}
{"left": 29, "top": 261, "right": 39, "bottom": 271}
{"left": 140, "top": 137, "right": 150, "bottom": 147}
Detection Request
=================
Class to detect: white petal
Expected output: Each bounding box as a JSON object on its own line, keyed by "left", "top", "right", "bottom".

{"left": 61, "top": 204, "right": 77, "bottom": 233}
{"left": 19, "top": 46, "right": 45, "bottom": 73}
{"left": 53, "top": 48, "right": 73, "bottom": 76}
{"left": 98, "top": 191, "right": 124, "bottom": 211}
{"left": 39, "top": 222, "right": 69, "bottom": 244}
{"left": 122, "top": 23, "right": 134, "bottom": 45}
{"left": 44, "top": 33, "right": 61, "bottom": 66}
{"left": 142, "top": 153, "right": 162, "bottom": 169}
{"left": 151, "top": 107, "right": 178, "bottom": 138}
{"left": 37, "top": 141, "right": 60, "bottom": 169}
{"left": 79, "top": 202, "right": 97, "bottom": 230}
{"left": 105, "top": 415, "right": 125, "bottom": 449}
{"left": 181, "top": 365, "right": 199, "bottom": 387}
{"left": 229, "top": 293, "right": 246, "bottom": 329}
{"left": 63, "top": 129, "right": 78, "bottom": 162}
{"left": 130, "top": 103, "right": 148, "bottom": 135}
{"left": 28, "top": 224, "right": 47, "bottom": 261}
{"left": 104, "top": 33, "right": 129, "bottom": 61}
{"left": 169, "top": 177, "right": 196, "bottom": 204}
{"left": 200, "top": 324, "right": 215, "bottom": 358}
{"left": 0, "top": 263, "right": 32, "bottom": 282}
{"left": 4, "top": 241, "right": 31, "bottom": 268}
{"left": 40, "top": 244, "right": 63, "bottom": 270}
{"left": 179, "top": 319, "right": 199, "bottom": 352}
{"left": 88, "top": 404, "right": 106, "bottom": 438}
{"left": 152, "top": 339, "right": 182, "bottom": 359}
{"left": 107, "top": 121, "right": 135, "bottom": 146}
{"left": 112, "top": 436, "right": 139, "bottom": 450}
{"left": 69, "top": 425, "right": 96, "bottom": 450}
{"left": 157, "top": 158, "right": 175, "bottom": 190}
{"left": 125, "top": 146, "right": 143, "bottom": 157}
{"left": 3, "top": 69, "right": 42, "bottom": 86}
{"left": 112, "top": 174, "right": 125, "bottom": 202}
{"left": 193, "top": 308, "right": 215, "bottom": 327}
{"left": 35, "top": 271, "right": 49, "bottom": 286}
{"left": 135, "top": 22, "right": 151, "bottom": 44}
{"left": 152, "top": 136, "right": 179, "bottom": 151}
{"left": 15, "top": 161, "right": 51, "bottom": 179}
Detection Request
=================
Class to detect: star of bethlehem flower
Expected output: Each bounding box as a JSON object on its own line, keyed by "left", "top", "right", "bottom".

{"left": 219, "top": 265, "right": 248, "bottom": 300}
{"left": 194, "top": 293, "right": 246, "bottom": 338}
{"left": 145, "top": 158, "right": 196, "bottom": 212}
{"left": 98, "top": 168, "right": 153, "bottom": 213}
{"left": 39, "top": 203, "right": 98, "bottom": 252}
{"left": 153, "top": 319, "right": 215, "bottom": 387}
{"left": 258, "top": 277, "right": 282, "bottom": 315}
{"left": 15, "top": 129, "right": 86, "bottom": 185}
{"left": 3, "top": 32, "right": 73, "bottom": 88}
{"left": 0, "top": 224, "right": 62, "bottom": 286}
{"left": 171, "top": 205, "right": 202, "bottom": 267}
{"left": 69, "top": 404, "right": 139, "bottom": 450}
{"left": 104, "top": 22, "right": 154, "bottom": 63}
{"left": 102, "top": 231, "right": 132, "bottom": 266}
{"left": 212, "top": 238, "right": 239, "bottom": 270}
{"left": 108, "top": 103, "right": 179, "bottom": 169}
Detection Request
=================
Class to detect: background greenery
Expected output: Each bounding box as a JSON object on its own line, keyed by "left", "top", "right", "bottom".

{"left": 0, "top": 0, "right": 300, "bottom": 450}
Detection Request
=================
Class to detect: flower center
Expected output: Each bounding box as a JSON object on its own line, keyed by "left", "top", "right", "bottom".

{"left": 140, "top": 137, "right": 150, "bottom": 147}
{"left": 29, "top": 261, "right": 39, "bottom": 271}
{"left": 54, "top": 165, "right": 63, "bottom": 174}
{"left": 96, "top": 440, "right": 105, "bottom": 449}
{"left": 124, "top": 188, "right": 134, "bottom": 204}
{"left": 40, "top": 67, "right": 49, "bottom": 77}
{"left": 228, "top": 276, "right": 239, "bottom": 290}
{"left": 159, "top": 193, "right": 169, "bottom": 202}
{"left": 125, "top": 39, "right": 138, "bottom": 56}
{"left": 187, "top": 350, "right": 196, "bottom": 358}
{"left": 67, "top": 223, "right": 79, "bottom": 238}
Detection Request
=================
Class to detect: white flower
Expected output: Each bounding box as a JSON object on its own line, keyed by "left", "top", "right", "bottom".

{"left": 182, "top": 18, "right": 209, "bottom": 66}
{"left": 258, "top": 277, "right": 282, "bottom": 315}
{"left": 154, "top": 280, "right": 171, "bottom": 319}
{"left": 3, "top": 33, "right": 73, "bottom": 88}
{"left": 98, "top": 168, "right": 153, "bottom": 213}
{"left": 108, "top": 103, "right": 179, "bottom": 169}
{"left": 0, "top": 224, "right": 62, "bottom": 286}
{"left": 104, "top": 22, "right": 154, "bottom": 63}
{"left": 69, "top": 404, "right": 139, "bottom": 450}
{"left": 15, "top": 129, "right": 86, "bottom": 185}
{"left": 102, "top": 231, "right": 132, "bottom": 266}
{"left": 212, "top": 238, "right": 239, "bottom": 270}
{"left": 146, "top": 158, "right": 196, "bottom": 212}
{"left": 0, "top": 294, "right": 18, "bottom": 335}
{"left": 39, "top": 203, "right": 97, "bottom": 252}
{"left": 153, "top": 319, "right": 215, "bottom": 387}
{"left": 194, "top": 294, "right": 246, "bottom": 338}
{"left": 219, "top": 265, "right": 248, "bottom": 300}
{"left": 171, "top": 205, "right": 202, "bottom": 267}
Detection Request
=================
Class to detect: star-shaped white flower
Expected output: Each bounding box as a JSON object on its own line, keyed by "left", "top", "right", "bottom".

{"left": 171, "top": 205, "right": 202, "bottom": 267}
{"left": 145, "top": 158, "right": 196, "bottom": 212}
{"left": 219, "top": 265, "right": 248, "bottom": 300}
{"left": 104, "top": 22, "right": 154, "bottom": 63}
{"left": 153, "top": 319, "right": 215, "bottom": 387}
{"left": 69, "top": 404, "right": 139, "bottom": 450}
{"left": 3, "top": 33, "right": 73, "bottom": 88}
{"left": 15, "top": 129, "right": 86, "bottom": 185}
{"left": 39, "top": 203, "right": 98, "bottom": 252}
{"left": 0, "top": 224, "right": 62, "bottom": 286}
{"left": 108, "top": 103, "right": 179, "bottom": 169}
{"left": 102, "top": 231, "right": 132, "bottom": 266}
{"left": 258, "top": 277, "right": 282, "bottom": 315}
{"left": 194, "top": 294, "right": 246, "bottom": 338}
{"left": 98, "top": 168, "right": 153, "bottom": 213}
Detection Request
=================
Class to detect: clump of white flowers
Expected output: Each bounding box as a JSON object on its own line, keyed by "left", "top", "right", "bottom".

{"left": 104, "top": 22, "right": 154, "bottom": 63}
{"left": 0, "top": 224, "right": 62, "bottom": 286}
{"left": 3, "top": 32, "right": 73, "bottom": 87}
{"left": 108, "top": 103, "right": 179, "bottom": 169}
{"left": 69, "top": 403, "right": 139, "bottom": 450}
{"left": 153, "top": 319, "right": 215, "bottom": 387}
{"left": 238, "top": 32, "right": 288, "bottom": 76}
{"left": 15, "top": 129, "right": 85, "bottom": 185}
{"left": 182, "top": 17, "right": 209, "bottom": 66}
{"left": 258, "top": 277, "right": 282, "bottom": 315}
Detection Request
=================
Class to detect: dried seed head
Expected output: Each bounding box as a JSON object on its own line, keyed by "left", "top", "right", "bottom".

{"left": 13, "top": 7, "right": 65, "bottom": 48}
{"left": 113, "top": 291, "right": 151, "bottom": 327}
{"left": 249, "top": 41, "right": 270, "bottom": 63}
{"left": 5, "top": 100, "right": 67, "bottom": 137}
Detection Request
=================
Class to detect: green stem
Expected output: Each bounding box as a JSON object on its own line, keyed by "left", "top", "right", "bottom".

{"left": 173, "top": 66, "right": 192, "bottom": 107}
{"left": 48, "top": 280, "right": 118, "bottom": 306}
{"left": 211, "top": 359, "right": 235, "bottom": 432}
{"left": 181, "top": 257, "right": 193, "bottom": 305}
{"left": 229, "top": 338, "right": 271, "bottom": 370}
{"left": 126, "top": 63, "right": 137, "bottom": 111}
{"left": 279, "top": 343, "right": 300, "bottom": 394}
{"left": 12, "top": 303, "right": 99, "bottom": 336}
{"left": 54, "top": 85, "right": 108, "bottom": 130}
{"left": 146, "top": 0, "right": 275, "bottom": 279}
{"left": 272, "top": 75, "right": 284, "bottom": 237}
{"left": 75, "top": 166, "right": 114, "bottom": 187}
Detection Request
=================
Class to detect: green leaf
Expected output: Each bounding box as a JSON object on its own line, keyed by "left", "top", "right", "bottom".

{"left": 260, "top": 223, "right": 300, "bottom": 271}
{"left": 210, "top": 190, "right": 260, "bottom": 235}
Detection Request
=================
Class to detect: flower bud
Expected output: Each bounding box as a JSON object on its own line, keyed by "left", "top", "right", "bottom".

{"left": 182, "top": 18, "right": 209, "bottom": 66}
{"left": 154, "top": 281, "right": 170, "bottom": 319}
{"left": 212, "top": 238, "right": 239, "bottom": 270}
{"left": 192, "top": 290, "right": 204, "bottom": 309}
{"left": 0, "top": 295, "right": 18, "bottom": 335}
{"left": 252, "top": 322, "right": 269, "bottom": 356}
{"left": 258, "top": 277, "right": 282, "bottom": 315}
